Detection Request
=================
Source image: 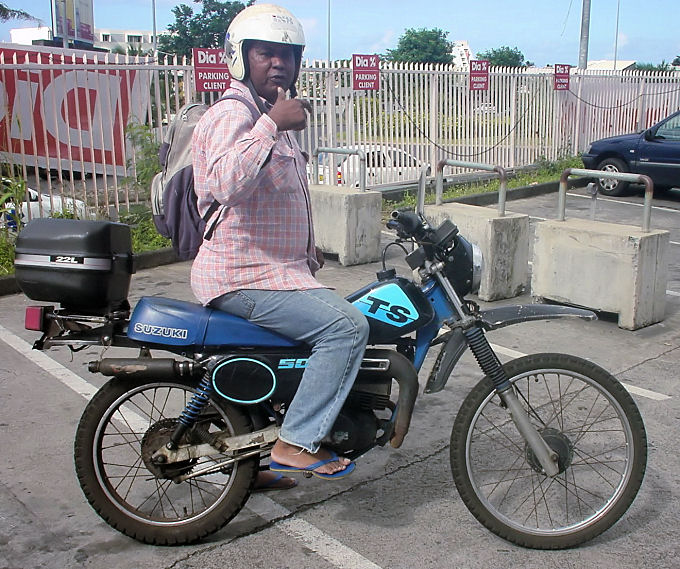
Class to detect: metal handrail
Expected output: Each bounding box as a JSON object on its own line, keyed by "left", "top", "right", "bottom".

{"left": 312, "top": 147, "right": 367, "bottom": 192}
{"left": 558, "top": 168, "right": 654, "bottom": 232}
{"left": 435, "top": 159, "right": 508, "bottom": 216}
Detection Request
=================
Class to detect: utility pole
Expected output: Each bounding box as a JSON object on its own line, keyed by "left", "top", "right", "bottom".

{"left": 578, "top": 0, "right": 591, "bottom": 69}
{"left": 327, "top": 0, "right": 331, "bottom": 62}
{"left": 578, "top": 0, "right": 590, "bottom": 69}
{"left": 152, "top": 0, "right": 158, "bottom": 57}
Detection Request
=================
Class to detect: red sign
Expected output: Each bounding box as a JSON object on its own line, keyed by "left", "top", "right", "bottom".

{"left": 193, "top": 48, "right": 230, "bottom": 92}
{"left": 554, "top": 64, "right": 571, "bottom": 91}
{"left": 0, "top": 46, "right": 149, "bottom": 174}
{"left": 352, "top": 54, "right": 380, "bottom": 90}
{"left": 470, "top": 60, "right": 489, "bottom": 91}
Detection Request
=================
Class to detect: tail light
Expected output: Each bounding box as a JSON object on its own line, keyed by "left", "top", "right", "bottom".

{"left": 25, "top": 305, "right": 52, "bottom": 331}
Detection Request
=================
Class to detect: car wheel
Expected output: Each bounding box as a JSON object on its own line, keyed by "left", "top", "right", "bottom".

{"left": 596, "top": 158, "right": 629, "bottom": 196}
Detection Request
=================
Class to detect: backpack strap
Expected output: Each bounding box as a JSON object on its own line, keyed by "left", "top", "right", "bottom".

{"left": 202, "top": 93, "right": 267, "bottom": 241}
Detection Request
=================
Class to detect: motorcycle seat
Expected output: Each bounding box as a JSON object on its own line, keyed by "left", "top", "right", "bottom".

{"left": 127, "top": 296, "right": 300, "bottom": 348}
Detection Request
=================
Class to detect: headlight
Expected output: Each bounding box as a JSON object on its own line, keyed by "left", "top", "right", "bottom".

{"left": 470, "top": 242, "right": 483, "bottom": 294}
{"left": 443, "top": 235, "right": 483, "bottom": 296}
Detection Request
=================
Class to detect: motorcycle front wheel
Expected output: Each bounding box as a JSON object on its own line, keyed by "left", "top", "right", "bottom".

{"left": 450, "top": 353, "right": 647, "bottom": 549}
{"left": 74, "top": 377, "right": 258, "bottom": 545}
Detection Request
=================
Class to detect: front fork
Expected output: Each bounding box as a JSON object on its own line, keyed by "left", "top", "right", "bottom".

{"left": 464, "top": 326, "right": 560, "bottom": 477}
{"left": 429, "top": 265, "right": 560, "bottom": 478}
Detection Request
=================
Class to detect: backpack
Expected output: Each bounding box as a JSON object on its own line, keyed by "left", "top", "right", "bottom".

{"left": 151, "top": 94, "right": 261, "bottom": 261}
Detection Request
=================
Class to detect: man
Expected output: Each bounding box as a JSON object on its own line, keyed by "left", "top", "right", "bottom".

{"left": 191, "top": 4, "right": 369, "bottom": 480}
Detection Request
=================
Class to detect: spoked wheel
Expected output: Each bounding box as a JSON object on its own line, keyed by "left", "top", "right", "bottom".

{"left": 450, "top": 353, "right": 647, "bottom": 549}
{"left": 74, "top": 378, "right": 258, "bottom": 545}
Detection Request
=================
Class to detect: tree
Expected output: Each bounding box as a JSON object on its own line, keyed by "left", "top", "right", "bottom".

{"left": 670, "top": 55, "right": 680, "bottom": 66}
{"left": 158, "top": 0, "right": 252, "bottom": 59}
{"left": 0, "top": 3, "right": 36, "bottom": 22}
{"left": 385, "top": 28, "right": 453, "bottom": 64}
{"left": 634, "top": 61, "right": 671, "bottom": 71}
{"left": 476, "top": 46, "right": 526, "bottom": 67}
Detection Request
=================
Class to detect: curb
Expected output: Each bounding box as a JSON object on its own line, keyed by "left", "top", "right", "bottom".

{"left": 0, "top": 179, "right": 583, "bottom": 298}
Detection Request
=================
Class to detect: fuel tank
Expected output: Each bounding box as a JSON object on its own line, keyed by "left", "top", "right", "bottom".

{"left": 346, "top": 273, "right": 434, "bottom": 344}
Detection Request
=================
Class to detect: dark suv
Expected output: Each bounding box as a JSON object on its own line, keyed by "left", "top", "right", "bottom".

{"left": 581, "top": 110, "right": 680, "bottom": 196}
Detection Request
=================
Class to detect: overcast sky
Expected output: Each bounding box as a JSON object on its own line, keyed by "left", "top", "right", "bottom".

{"left": 1, "top": 0, "right": 678, "bottom": 66}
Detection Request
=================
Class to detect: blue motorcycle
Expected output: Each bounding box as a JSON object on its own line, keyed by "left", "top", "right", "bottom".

{"left": 14, "top": 211, "right": 647, "bottom": 549}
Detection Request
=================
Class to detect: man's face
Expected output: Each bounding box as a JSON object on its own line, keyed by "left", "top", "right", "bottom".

{"left": 247, "top": 40, "right": 296, "bottom": 104}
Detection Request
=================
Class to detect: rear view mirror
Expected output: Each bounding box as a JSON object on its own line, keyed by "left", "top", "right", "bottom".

{"left": 643, "top": 129, "right": 655, "bottom": 141}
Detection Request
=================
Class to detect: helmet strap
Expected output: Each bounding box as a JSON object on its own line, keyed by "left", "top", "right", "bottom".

{"left": 244, "top": 78, "right": 270, "bottom": 115}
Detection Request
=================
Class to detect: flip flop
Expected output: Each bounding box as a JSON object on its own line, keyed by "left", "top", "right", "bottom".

{"left": 253, "top": 471, "right": 299, "bottom": 493}
{"left": 269, "top": 451, "right": 356, "bottom": 480}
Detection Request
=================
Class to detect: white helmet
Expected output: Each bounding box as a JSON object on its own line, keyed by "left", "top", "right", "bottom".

{"left": 225, "top": 3, "right": 305, "bottom": 82}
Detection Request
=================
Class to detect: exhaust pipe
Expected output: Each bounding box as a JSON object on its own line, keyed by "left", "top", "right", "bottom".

{"left": 89, "top": 358, "right": 196, "bottom": 380}
{"left": 365, "top": 348, "right": 419, "bottom": 448}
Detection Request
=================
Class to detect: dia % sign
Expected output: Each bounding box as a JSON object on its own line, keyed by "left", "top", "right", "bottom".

{"left": 353, "top": 54, "right": 380, "bottom": 90}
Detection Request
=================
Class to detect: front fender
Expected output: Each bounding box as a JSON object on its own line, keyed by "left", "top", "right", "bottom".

{"left": 479, "top": 304, "right": 596, "bottom": 331}
{"left": 424, "top": 304, "right": 596, "bottom": 394}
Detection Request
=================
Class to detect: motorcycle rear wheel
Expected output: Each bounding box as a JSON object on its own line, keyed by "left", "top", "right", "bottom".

{"left": 450, "top": 353, "right": 647, "bottom": 549}
{"left": 74, "top": 378, "right": 258, "bottom": 545}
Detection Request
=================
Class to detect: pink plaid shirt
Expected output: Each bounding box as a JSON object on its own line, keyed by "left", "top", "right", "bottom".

{"left": 190, "top": 82, "right": 322, "bottom": 305}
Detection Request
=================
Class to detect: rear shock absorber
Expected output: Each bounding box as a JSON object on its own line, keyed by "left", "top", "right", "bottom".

{"left": 463, "top": 326, "right": 511, "bottom": 393}
{"left": 168, "top": 367, "right": 214, "bottom": 449}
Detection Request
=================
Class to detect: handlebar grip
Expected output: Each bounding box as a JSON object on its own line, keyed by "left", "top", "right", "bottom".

{"left": 390, "top": 211, "right": 423, "bottom": 236}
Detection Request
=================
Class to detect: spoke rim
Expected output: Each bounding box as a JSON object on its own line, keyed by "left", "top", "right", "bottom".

{"left": 93, "top": 383, "right": 238, "bottom": 527}
{"left": 465, "top": 368, "right": 635, "bottom": 537}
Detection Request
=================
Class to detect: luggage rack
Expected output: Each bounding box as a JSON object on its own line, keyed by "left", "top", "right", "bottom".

{"left": 27, "top": 304, "right": 135, "bottom": 350}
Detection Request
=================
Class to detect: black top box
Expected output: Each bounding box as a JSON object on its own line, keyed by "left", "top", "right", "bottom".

{"left": 14, "top": 218, "right": 135, "bottom": 314}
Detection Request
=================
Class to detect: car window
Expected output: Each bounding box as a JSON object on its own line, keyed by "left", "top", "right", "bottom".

{"left": 390, "top": 150, "right": 418, "bottom": 167}
{"left": 366, "top": 151, "right": 386, "bottom": 168}
{"left": 656, "top": 114, "right": 680, "bottom": 141}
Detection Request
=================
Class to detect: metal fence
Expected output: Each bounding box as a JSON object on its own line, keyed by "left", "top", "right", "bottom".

{"left": 1, "top": 47, "right": 679, "bottom": 218}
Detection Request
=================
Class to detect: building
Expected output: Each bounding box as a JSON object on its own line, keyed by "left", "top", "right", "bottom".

{"left": 94, "top": 29, "right": 156, "bottom": 53}
{"left": 586, "top": 59, "right": 636, "bottom": 71}
{"left": 7, "top": 25, "right": 157, "bottom": 54}
{"left": 9, "top": 26, "right": 52, "bottom": 44}
{"left": 451, "top": 40, "right": 473, "bottom": 71}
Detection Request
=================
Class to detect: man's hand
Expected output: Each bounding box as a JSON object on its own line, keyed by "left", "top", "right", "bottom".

{"left": 268, "top": 87, "right": 312, "bottom": 132}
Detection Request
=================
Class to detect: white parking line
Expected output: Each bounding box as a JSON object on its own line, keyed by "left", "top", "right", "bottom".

{"left": 490, "top": 343, "right": 671, "bottom": 400}
{"left": 248, "top": 495, "right": 383, "bottom": 569}
{"left": 566, "top": 192, "right": 680, "bottom": 214}
{"left": 0, "top": 323, "right": 384, "bottom": 569}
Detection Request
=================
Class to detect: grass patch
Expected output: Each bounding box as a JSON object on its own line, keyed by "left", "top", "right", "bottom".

{"left": 383, "top": 155, "right": 582, "bottom": 213}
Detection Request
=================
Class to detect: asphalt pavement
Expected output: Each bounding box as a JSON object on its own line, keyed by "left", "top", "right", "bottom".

{"left": 0, "top": 186, "right": 679, "bottom": 569}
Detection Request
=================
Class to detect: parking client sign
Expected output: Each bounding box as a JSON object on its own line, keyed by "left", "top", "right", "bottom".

{"left": 554, "top": 64, "right": 571, "bottom": 91}
{"left": 470, "top": 60, "right": 489, "bottom": 91}
{"left": 193, "top": 48, "right": 230, "bottom": 92}
{"left": 352, "top": 54, "right": 380, "bottom": 90}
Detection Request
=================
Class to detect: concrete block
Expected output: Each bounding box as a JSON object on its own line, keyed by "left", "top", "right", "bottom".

{"left": 424, "top": 203, "right": 529, "bottom": 301}
{"left": 309, "top": 184, "right": 382, "bottom": 266}
{"left": 532, "top": 218, "right": 669, "bottom": 330}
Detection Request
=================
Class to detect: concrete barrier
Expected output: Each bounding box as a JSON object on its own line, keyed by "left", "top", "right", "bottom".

{"left": 532, "top": 168, "right": 669, "bottom": 330}
{"left": 424, "top": 203, "right": 529, "bottom": 301}
{"left": 308, "top": 184, "right": 382, "bottom": 266}
{"left": 532, "top": 218, "right": 668, "bottom": 330}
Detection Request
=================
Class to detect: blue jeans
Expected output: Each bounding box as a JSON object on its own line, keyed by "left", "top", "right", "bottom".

{"left": 211, "top": 288, "right": 369, "bottom": 454}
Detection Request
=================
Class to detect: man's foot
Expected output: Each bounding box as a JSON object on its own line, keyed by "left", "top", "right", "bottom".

{"left": 253, "top": 470, "right": 298, "bottom": 492}
{"left": 270, "top": 439, "right": 352, "bottom": 477}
